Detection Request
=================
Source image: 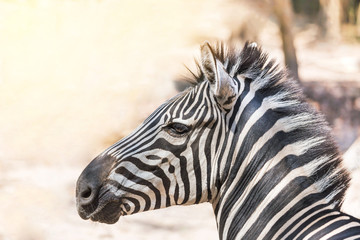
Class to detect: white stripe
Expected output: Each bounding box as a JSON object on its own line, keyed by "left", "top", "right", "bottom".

{"left": 220, "top": 138, "right": 324, "bottom": 236}
{"left": 319, "top": 221, "right": 360, "bottom": 240}
{"left": 109, "top": 164, "right": 159, "bottom": 211}
{"left": 217, "top": 77, "right": 254, "bottom": 181}
{"left": 184, "top": 83, "right": 205, "bottom": 116}
{"left": 295, "top": 213, "right": 345, "bottom": 239}
{"left": 344, "top": 235, "right": 360, "bottom": 240}
{"left": 233, "top": 161, "right": 324, "bottom": 240}
{"left": 270, "top": 202, "right": 330, "bottom": 240}
{"left": 107, "top": 184, "right": 145, "bottom": 214}
{"left": 256, "top": 190, "right": 334, "bottom": 240}
{"left": 279, "top": 206, "right": 333, "bottom": 239}
{"left": 229, "top": 154, "right": 333, "bottom": 240}
{"left": 218, "top": 122, "right": 323, "bottom": 238}
{"left": 106, "top": 102, "right": 170, "bottom": 155}
{"left": 216, "top": 86, "right": 258, "bottom": 224}
{"left": 303, "top": 214, "right": 347, "bottom": 240}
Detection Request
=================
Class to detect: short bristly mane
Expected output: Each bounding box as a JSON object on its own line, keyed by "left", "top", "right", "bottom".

{"left": 185, "top": 42, "right": 350, "bottom": 207}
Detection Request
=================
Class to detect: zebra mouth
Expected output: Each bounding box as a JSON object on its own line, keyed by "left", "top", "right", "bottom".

{"left": 77, "top": 187, "right": 123, "bottom": 224}
{"left": 89, "top": 200, "right": 122, "bottom": 224}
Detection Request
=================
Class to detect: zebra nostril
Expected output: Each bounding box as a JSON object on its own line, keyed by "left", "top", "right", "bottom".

{"left": 77, "top": 181, "right": 98, "bottom": 206}
{"left": 81, "top": 186, "right": 92, "bottom": 199}
{"left": 76, "top": 182, "right": 100, "bottom": 220}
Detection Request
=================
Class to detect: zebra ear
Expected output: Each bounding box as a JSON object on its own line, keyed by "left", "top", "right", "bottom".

{"left": 200, "top": 42, "right": 238, "bottom": 110}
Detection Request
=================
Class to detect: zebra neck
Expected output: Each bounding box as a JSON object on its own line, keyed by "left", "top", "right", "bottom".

{"left": 211, "top": 82, "right": 348, "bottom": 239}
{"left": 213, "top": 198, "right": 360, "bottom": 240}
{"left": 212, "top": 141, "right": 330, "bottom": 239}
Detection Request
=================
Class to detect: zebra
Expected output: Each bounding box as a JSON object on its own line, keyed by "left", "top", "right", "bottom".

{"left": 76, "top": 42, "right": 360, "bottom": 239}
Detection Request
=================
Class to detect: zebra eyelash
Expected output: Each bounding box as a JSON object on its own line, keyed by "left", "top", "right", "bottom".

{"left": 163, "top": 122, "right": 192, "bottom": 137}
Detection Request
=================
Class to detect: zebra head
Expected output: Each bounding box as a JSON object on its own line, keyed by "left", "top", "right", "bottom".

{"left": 76, "top": 42, "right": 239, "bottom": 224}
{"left": 76, "top": 42, "right": 360, "bottom": 240}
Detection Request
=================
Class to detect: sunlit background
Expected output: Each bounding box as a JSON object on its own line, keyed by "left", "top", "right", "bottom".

{"left": 0, "top": 0, "right": 359, "bottom": 239}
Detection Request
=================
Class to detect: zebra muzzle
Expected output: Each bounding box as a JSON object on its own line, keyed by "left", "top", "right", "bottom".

{"left": 76, "top": 154, "right": 117, "bottom": 221}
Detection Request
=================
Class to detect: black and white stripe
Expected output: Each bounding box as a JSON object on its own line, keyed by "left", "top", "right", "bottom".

{"left": 76, "top": 42, "right": 360, "bottom": 239}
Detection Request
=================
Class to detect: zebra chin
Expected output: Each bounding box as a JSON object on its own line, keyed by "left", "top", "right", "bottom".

{"left": 89, "top": 201, "right": 122, "bottom": 224}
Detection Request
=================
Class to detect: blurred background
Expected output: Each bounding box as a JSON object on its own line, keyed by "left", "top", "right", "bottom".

{"left": 0, "top": 0, "right": 359, "bottom": 239}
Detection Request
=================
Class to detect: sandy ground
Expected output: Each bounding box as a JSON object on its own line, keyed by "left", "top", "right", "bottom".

{"left": 0, "top": 1, "right": 359, "bottom": 240}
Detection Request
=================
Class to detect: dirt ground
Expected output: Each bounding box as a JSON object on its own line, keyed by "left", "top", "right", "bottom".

{"left": 0, "top": 1, "right": 359, "bottom": 240}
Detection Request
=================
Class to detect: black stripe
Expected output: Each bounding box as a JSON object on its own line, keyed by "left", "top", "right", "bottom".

{"left": 328, "top": 226, "right": 360, "bottom": 240}
{"left": 274, "top": 203, "right": 329, "bottom": 240}
{"left": 284, "top": 209, "right": 337, "bottom": 239}
{"left": 312, "top": 220, "right": 359, "bottom": 240}
{"left": 120, "top": 197, "right": 140, "bottom": 214}
{"left": 108, "top": 179, "right": 152, "bottom": 212}
{"left": 115, "top": 157, "right": 172, "bottom": 207}
{"left": 115, "top": 167, "right": 162, "bottom": 209}
{"left": 262, "top": 196, "right": 326, "bottom": 239}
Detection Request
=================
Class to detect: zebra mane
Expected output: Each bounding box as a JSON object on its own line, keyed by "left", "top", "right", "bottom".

{"left": 182, "top": 42, "right": 304, "bottom": 104}
{"left": 184, "top": 42, "right": 281, "bottom": 88}
{"left": 183, "top": 42, "right": 350, "bottom": 207}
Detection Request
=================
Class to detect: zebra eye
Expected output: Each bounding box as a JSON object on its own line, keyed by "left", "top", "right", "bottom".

{"left": 165, "top": 122, "right": 191, "bottom": 136}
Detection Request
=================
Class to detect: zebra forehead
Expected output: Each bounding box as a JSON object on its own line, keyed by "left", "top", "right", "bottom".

{"left": 164, "top": 81, "right": 209, "bottom": 107}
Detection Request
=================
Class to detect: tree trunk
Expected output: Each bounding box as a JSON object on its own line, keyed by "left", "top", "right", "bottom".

{"left": 357, "top": 3, "right": 360, "bottom": 36}
{"left": 272, "top": 0, "right": 300, "bottom": 82}
{"left": 319, "top": 0, "right": 342, "bottom": 41}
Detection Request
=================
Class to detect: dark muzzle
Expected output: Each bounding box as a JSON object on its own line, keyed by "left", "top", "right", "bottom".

{"left": 76, "top": 154, "right": 116, "bottom": 220}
